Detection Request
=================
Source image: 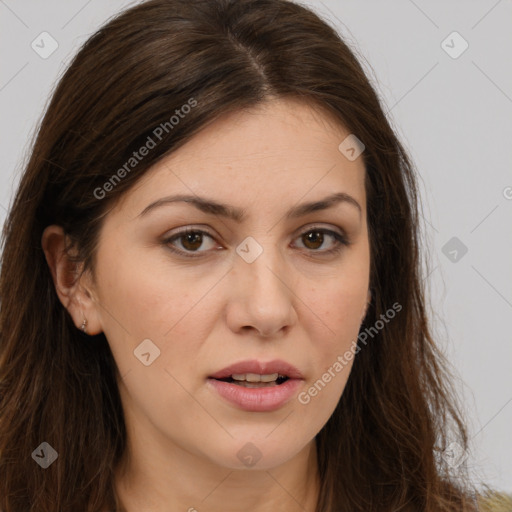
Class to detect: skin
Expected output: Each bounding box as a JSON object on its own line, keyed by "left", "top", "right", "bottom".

{"left": 42, "top": 97, "right": 371, "bottom": 512}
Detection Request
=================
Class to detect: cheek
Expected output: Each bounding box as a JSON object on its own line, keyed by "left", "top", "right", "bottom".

{"left": 96, "top": 256, "right": 215, "bottom": 419}
{"left": 301, "top": 265, "right": 368, "bottom": 396}
{"left": 308, "top": 270, "right": 368, "bottom": 342}
{"left": 95, "top": 251, "right": 220, "bottom": 374}
{"left": 294, "top": 285, "right": 363, "bottom": 424}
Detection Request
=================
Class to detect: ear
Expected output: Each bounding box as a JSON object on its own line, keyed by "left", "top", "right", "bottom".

{"left": 41, "top": 225, "right": 103, "bottom": 335}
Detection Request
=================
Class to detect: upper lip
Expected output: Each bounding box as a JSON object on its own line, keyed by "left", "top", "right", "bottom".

{"left": 208, "top": 359, "right": 304, "bottom": 380}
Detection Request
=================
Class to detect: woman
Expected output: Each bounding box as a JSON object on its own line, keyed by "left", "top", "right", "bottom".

{"left": 0, "top": 0, "right": 507, "bottom": 510}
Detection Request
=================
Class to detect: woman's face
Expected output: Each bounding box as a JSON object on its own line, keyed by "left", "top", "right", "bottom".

{"left": 85, "top": 97, "right": 370, "bottom": 471}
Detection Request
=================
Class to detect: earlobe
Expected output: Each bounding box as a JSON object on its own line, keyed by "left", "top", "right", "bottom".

{"left": 41, "top": 225, "right": 103, "bottom": 335}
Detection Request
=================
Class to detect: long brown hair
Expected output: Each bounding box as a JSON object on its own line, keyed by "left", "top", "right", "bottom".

{"left": 0, "top": 0, "right": 478, "bottom": 510}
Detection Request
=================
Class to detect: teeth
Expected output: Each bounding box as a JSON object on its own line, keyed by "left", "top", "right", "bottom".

{"left": 236, "top": 381, "right": 278, "bottom": 388}
{"left": 232, "top": 373, "right": 280, "bottom": 382}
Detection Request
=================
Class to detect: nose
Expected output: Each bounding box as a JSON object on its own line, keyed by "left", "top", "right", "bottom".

{"left": 225, "top": 245, "right": 297, "bottom": 338}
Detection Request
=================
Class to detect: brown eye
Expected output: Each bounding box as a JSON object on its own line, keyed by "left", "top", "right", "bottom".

{"left": 294, "top": 228, "right": 349, "bottom": 255}
{"left": 163, "top": 229, "right": 218, "bottom": 258}
{"left": 163, "top": 226, "right": 350, "bottom": 260}
{"left": 180, "top": 231, "right": 204, "bottom": 251}
{"left": 301, "top": 230, "right": 325, "bottom": 250}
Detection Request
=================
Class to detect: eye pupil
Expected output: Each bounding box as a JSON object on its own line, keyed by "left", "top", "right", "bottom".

{"left": 182, "top": 232, "right": 203, "bottom": 250}
{"left": 303, "top": 230, "right": 324, "bottom": 250}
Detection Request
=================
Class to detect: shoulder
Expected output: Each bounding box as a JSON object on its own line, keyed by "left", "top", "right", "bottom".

{"left": 477, "top": 490, "right": 512, "bottom": 511}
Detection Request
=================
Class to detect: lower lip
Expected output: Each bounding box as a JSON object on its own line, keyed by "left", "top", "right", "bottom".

{"left": 207, "top": 378, "right": 303, "bottom": 412}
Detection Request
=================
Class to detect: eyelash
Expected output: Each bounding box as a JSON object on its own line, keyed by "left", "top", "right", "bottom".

{"left": 162, "top": 226, "right": 351, "bottom": 259}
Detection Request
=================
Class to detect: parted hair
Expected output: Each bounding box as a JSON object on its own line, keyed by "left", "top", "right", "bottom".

{"left": 0, "top": 0, "right": 478, "bottom": 510}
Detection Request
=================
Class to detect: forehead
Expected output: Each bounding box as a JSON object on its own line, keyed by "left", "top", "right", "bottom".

{"left": 116, "top": 97, "right": 367, "bottom": 218}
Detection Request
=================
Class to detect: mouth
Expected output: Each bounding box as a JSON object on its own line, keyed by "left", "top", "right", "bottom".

{"left": 212, "top": 373, "right": 290, "bottom": 388}
{"left": 207, "top": 359, "right": 304, "bottom": 412}
{"left": 208, "top": 358, "right": 303, "bottom": 383}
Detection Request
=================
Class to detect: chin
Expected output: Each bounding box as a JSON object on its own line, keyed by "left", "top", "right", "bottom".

{"left": 203, "top": 435, "right": 307, "bottom": 471}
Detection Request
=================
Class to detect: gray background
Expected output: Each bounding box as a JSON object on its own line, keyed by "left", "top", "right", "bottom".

{"left": 1, "top": 0, "right": 511, "bottom": 493}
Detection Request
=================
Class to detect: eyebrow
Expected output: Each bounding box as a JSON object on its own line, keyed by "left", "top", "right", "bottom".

{"left": 137, "top": 192, "right": 362, "bottom": 221}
